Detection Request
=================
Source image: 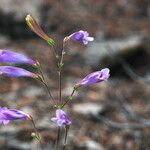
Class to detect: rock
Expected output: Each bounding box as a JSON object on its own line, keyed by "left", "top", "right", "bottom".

{"left": 0, "top": 0, "right": 41, "bottom": 21}
{"left": 73, "top": 102, "right": 105, "bottom": 116}
{"left": 148, "top": 6, "right": 150, "bottom": 17}
{"left": 0, "top": 0, "right": 43, "bottom": 39}
{"left": 0, "top": 35, "right": 10, "bottom": 45}
{"left": 22, "top": 86, "right": 44, "bottom": 98}
{"left": 0, "top": 125, "right": 20, "bottom": 136}
{"left": 84, "top": 34, "right": 144, "bottom": 67}
{"left": 83, "top": 140, "right": 105, "bottom": 150}
{"left": 7, "top": 140, "right": 31, "bottom": 150}
{"left": 36, "top": 116, "right": 53, "bottom": 129}
{"left": 0, "top": 126, "right": 39, "bottom": 150}
{"left": 62, "top": 77, "right": 78, "bottom": 97}
{"left": 1, "top": 91, "right": 17, "bottom": 101}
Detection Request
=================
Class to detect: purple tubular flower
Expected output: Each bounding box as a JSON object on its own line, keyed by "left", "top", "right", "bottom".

{"left": 0, "top": 66, "right": 36, "bottom": 77}
{"left": 70, "top": 30, "right": 94, "bottom": 45}
{"left": 75, "top": 68, "right": 110, "bottom": 87}
{"left": 0, "top": 49, "right": 36, "bottom": 65}
{"left": 0, "top": 107, "right": 30, "bottom": 125}
{"left": 51, "top": 109, "right": 71, "bottom": 126}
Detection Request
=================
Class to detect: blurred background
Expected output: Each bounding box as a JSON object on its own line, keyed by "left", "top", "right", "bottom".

{"left": 0, "top": 0, "right": 149, "bottom": 149}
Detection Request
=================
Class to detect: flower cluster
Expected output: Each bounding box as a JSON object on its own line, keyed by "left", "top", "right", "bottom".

{"left": 0, "top": 32, "right": 109, "bottom": 126}
{"left": 0, "top": 14, "right": 110, "bottom": 150}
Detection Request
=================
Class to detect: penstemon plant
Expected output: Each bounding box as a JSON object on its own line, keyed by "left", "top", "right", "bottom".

{"left": 0, "top": 14, "right": 110, "bottom": 150}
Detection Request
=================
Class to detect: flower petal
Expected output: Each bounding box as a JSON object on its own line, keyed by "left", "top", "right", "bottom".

{"left": 51, "top": 109, "right": 71, "bottom": 126}
{"left": 56, "top": 109, "right": 65, "bottom": 118}
{"left": 70, "top": 30, "right": 94, "bottom": 45}
{"left": 85, "top": 37, "right": 94, "bottom": 41}
{"left": 51, "top": 117, "right": 58, "bottom": 123}
{"left": 0, "top": 49, "right": 36, "bottom": 64}
{"left": 75, "top": 68, "right": 110, "bottom": 86}
{"left": 0, "top": 107, "right": 30, "bottom": 125}
{"left": 0, "top": 66, "right": 37, "bottom": 77}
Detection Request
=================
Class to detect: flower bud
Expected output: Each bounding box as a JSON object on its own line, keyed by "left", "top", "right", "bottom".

{"left": 25, "top": 14, "right": 55, "bottom": 45}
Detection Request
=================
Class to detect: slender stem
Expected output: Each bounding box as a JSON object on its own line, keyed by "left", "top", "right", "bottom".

{"left": 30, "top": 117, "right": 43, "bottom": 150}
{"left": 58, "top": 41, "right": 66, "bottom": 102}
{"left": 60, "top": 39, "right": 66, "bottom": 67}
{"left": 4, "top": 132, "right": 8, "bottom": 150}
{"left": 62, "top": 126, "right": 69, "bottom": 150}
{"left": 52, "top": 45, "right": 59, "bottom": 59}
{"left": 55, "top": 127, "right": 61, "bottom": 150}
{"left": 37, "top": 62, "right": 57, "bottom": 106}
{"left": 51, "top": 45, "right": 60, "bottom": 67}
{"left": 42, "top": 81, "right": 56, "bottom": 106}
{"left": 61, "top": 88, "right": 76, "bottom": 108}
{"left": 55, "top": 40, "right": 66, "bottom": 150}
{"left": 58, "top": 71, "right": 62, "bottom": 102}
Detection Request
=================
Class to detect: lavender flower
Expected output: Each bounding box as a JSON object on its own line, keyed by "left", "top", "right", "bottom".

{"left": 0, "top": 66, "right": 37, "bottom": 77}
{"left": 51, "top": 109, "right": 71, "bottom": 126}
{"left": 0, "top": 107, "right": 30, "bottom": 125}
{"left": 70, "top": 30, "right": 94, "bottom": 45}
{"left": 75, "top": 68, "right": 110, "bottom": 87}
{"left": 0, "top": 49, "right": 36, "bottom": 64}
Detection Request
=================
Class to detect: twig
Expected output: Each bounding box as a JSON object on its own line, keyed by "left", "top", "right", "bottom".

{"left": 94, "top": 115, "right": 150, "bottom": 129}
{"left": 109, "top": 81, "right": 149, "bottom": 123}
{"left": 115, "top": 91, "right": 138, "bottom": 121}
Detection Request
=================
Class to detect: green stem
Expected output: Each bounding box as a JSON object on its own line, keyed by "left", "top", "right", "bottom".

{"left": 52, "top": 45, "right": 59, "bottom": 60}
{"left": 63, "top": 126, "right": 69, "bottom": 150}
{"left": 42, "top": 81, "right": 55, "bottom": 103}
{"left": 58, "top": 41, "right": 66, "bottom": 103}
{"left": 55, "top": 127, "right": 61, "bottom": 150}
{"left": 30, "top": 117, "right": 43, "bottom": 150}
{"left": 55, "top": 40, "right": 66, "bottom": 150}
{"left": 37, "top": 62, "right": 56, "bottom": 106}
{"left": 60, "top": 41, "right": 66, "bottom": 66}
{"left": 61, "top": 88, "right": 76, "bottom": 108}
{"left": 58, "top": 71, "right": 62, "bottom": 102}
